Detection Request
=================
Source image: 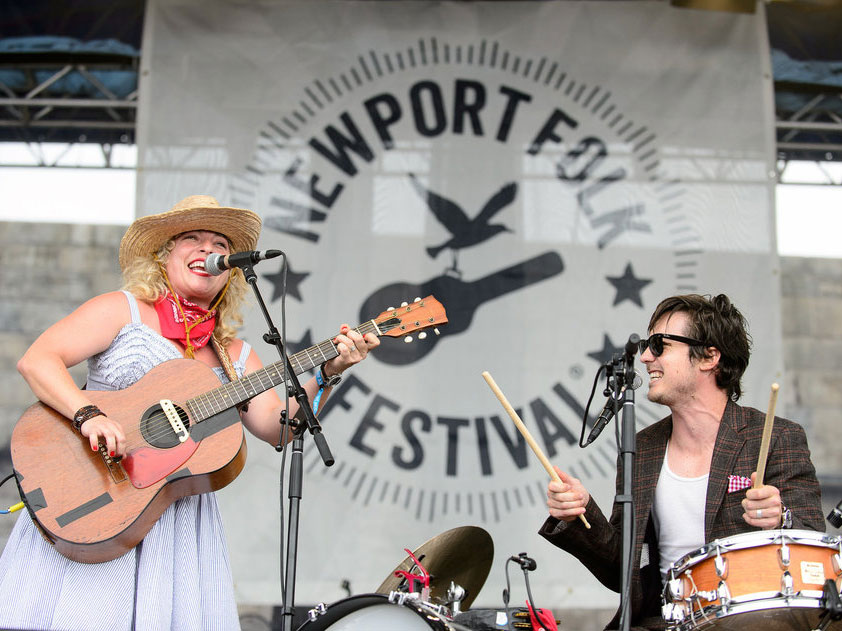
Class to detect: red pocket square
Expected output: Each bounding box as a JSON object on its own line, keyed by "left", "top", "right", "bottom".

{"left": 728, "top": 474, "right": 752, "bottom": 493}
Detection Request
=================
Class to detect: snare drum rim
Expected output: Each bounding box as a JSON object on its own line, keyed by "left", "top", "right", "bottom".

{"left": 669, "top": 529, "right": 841, "bottom": 576}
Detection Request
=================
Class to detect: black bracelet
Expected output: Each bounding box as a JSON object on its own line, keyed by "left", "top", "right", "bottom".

{"left": 72, "top": 404, "right": 104, "bottom": 433}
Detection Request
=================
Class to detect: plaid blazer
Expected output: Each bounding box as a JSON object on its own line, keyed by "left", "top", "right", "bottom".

{"left": 538, "top": 400, "right": 824, "bottom": 630}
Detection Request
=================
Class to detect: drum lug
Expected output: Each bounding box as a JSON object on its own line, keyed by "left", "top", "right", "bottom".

{"left": 668, "top": 576, "right": 684, "bottom": 600}
{"left": 714, "top": 552, "right": 728, "bottom": 579}
{"left": 778, "top": 540, "right": 791, "bottom": 570}
{"left": 781, "top": 570, "right": 794, "bottom": 596}
{"left": 717, "top": 580, "right": 731, "bottom": 608}
{"left": 306, "top": 603, "right": 327, "bottom": 622}
{"left": 661, "top": 601, "right": 684, "bottom": 624}
{"left": 833, "top": 552, "right": 841, "bottom": 577}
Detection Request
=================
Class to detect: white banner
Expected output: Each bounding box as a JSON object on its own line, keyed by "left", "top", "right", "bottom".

{"left": 138, "top": 0, "right": 776, "bottom": 610}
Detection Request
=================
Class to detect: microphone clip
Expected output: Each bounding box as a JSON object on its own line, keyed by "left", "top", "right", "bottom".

{"left": 510, "top": 552, "right": 537, "bottom": 571}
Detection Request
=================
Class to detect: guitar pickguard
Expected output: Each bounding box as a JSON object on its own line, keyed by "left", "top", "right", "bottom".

{"left": 122, "top": 438, "right": 200, "bottom": 489}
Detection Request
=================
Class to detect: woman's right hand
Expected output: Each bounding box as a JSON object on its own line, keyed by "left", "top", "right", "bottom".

{"left": 80, "top": 415, "right": 126, "bottom": 458}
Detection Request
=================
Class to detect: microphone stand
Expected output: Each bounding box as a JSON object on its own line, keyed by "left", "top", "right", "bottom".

{"left": 616, "top": 334, "right": 639, "bottom": 631}
{"left": 238, "top": 262, "right": 334, "bottom": 631}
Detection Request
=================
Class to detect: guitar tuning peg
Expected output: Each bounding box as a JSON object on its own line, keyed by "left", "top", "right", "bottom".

{"left": 418, "top": 332, "right": 427, "bottom": 340}
{"left": 404, "top": 335, "right": 413, "bottom": 343}
{"left": 434, "top": 328, "right": 441, "bottom": 336}
{"left": 386, "top": 306, "right": 394, "bottom": 312}
{"left": 400, "top": 301, "right": 408, "bottom": 307}
{"left": 414, "top": 297, "right": 421, "bottom": 302}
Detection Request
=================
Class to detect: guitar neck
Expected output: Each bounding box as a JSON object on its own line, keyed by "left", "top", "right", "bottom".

{"left": 188, "top": 320, "right": 380, "bottom": 421}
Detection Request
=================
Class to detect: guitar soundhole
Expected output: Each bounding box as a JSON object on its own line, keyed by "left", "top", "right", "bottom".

{"left": 140, "top": 404, "right": 188, "bottom": 449}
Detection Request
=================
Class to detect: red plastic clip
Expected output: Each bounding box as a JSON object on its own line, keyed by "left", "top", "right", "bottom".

{"left": 526, "top": 599, "right": 558, "bottom": 631}
{"left": 392, "top": 548, "right": 430, "bottom": 595}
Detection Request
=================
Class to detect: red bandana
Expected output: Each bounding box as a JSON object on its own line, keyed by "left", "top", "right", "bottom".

{"left": 154, "top": 292, "right": 217, "bottom": 356}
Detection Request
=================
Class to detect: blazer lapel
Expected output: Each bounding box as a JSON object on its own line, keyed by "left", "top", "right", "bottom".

{"left": 634, "top": 417, "right": 671, "bottom": 547}
{"left": 705, "top": 400, "right": 747, "bottom": 537}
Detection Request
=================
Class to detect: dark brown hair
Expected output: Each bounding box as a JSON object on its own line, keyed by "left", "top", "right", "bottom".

{"left": 648, "top": 294, "right": 752, "bottom": 401}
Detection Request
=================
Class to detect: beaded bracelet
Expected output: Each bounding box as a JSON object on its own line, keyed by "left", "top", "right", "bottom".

{"left": 72, "top": 404, "right": 104, "bottom": 433}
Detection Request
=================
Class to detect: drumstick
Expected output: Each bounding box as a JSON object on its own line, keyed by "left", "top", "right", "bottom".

{"left": 753, "top": 383, "right": 780, "bottom": 488}
{"left": 482, "top": 371, "right": 591, "bottom": 529}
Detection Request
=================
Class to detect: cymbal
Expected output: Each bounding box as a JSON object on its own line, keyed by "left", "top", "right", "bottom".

{"left": 375, "top": 525, "right": 494, "bottom": 610}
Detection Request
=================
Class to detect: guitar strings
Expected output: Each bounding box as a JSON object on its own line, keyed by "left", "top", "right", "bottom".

{"left": 115, "top": 321, "right": 386, "bottom": 450}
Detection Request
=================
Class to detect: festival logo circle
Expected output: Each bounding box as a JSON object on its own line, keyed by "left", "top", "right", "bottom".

{"left": 232, "top": 36, "right": 698, "bottom": 525}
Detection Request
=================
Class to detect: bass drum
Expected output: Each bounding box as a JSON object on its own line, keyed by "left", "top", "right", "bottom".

{"left": 296, "top": 594, "right": 473, "bottom": 631}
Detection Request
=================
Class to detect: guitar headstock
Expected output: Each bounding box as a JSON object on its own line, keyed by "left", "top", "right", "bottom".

{"left": 374, "top": 296, "right": 447, "bottom": 342}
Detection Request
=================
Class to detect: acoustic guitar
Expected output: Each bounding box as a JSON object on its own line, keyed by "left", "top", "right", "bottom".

{"left": 11, "top": 296, "right": 447, "bottom": 563}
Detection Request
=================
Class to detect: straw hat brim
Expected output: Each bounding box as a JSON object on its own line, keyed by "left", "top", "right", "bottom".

{"left": 119, "top": 204, "right": 262, "bottom": 270}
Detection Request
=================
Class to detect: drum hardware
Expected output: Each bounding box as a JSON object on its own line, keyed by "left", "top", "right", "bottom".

{"left": 663, "top": 530, "right": 842, "bottom": 630}
{"left": 716, "top": 580, "right": 731, "bottom": 608}
{"left": 295, "top": 592, "right": 472, "bottom": 630}
{"left": 667, "top": 574, "right": 684, "bottom": 600}
{"left": 446, "top": 581, "right": 467, "bottom": 615}
{"left": 305, "top": 603, "right": 327, "bottom": 622}
{"left": 713, "top": 549, "right": 728, "bottom": 579}
{"left": 814, "top": 578, "right": 842, "bottom": 631}
{"left": 377, "top": 525, "right": 494, "bottom": 611}
{"left": 779, "top": 537, "right": 791, "bottom": 569}
{"left": 781, "top": 569, "right": 795, "bottom": 596}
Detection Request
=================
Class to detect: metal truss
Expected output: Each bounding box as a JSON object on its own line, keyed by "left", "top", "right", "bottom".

{"left": 0, "top": 50, "right": 137, "bottom": 161}
{"left": 775, "top": 87, "right": 842, "bottom": 184}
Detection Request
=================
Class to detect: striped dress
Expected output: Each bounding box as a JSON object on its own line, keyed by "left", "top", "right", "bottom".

{"left": 0, "top": 291, "right": 249, "bottom": 631}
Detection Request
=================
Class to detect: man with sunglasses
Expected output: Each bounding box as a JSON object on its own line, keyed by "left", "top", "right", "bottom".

{"left": 538, "top": 294, "right": 824, "bottom": 630}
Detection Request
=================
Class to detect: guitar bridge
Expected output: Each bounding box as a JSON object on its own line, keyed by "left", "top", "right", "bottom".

{"left": 160, "top": 399, "right": 189, "bottom": 443}
{"left": 97, "top": 443, "right": 128, "bottom": 484}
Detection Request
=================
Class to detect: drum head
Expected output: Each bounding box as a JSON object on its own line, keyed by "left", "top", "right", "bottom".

{"left": 297, "top": 594, "right": 452, "bottom": 630}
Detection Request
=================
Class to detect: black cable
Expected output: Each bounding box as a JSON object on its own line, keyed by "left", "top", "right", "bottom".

{"left": 273, "top": 253, "right": 289, "bottom": 602}
{"left": 578, "top": 364, "right": 606, "bottom": 448}
{"left": 502, "top": 558, "right": 516, "bottom": 631}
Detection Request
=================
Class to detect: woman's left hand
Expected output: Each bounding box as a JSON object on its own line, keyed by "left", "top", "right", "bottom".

{"left": 324, "top": 324, "right": 380, "bottom": 376}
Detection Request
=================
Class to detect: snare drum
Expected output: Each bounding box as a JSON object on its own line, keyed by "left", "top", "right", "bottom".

{"left": 662, "top": 529, "right": 842, "bottom": 630}
{"left": 296, "top": 593, "right": 473, "bottom": 630}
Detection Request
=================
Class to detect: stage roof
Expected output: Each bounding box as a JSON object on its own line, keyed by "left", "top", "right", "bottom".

{"left": 0, "top": 0, "right": 840, "bottom": 161}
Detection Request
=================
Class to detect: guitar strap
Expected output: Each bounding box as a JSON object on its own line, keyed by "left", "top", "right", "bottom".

{"left": 211, "top": 336, "right": 239, "bottom": 384}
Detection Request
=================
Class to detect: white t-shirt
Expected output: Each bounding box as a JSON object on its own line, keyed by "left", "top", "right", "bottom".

{"left": 652, "top": 445, "right": 709, "bottom": 581}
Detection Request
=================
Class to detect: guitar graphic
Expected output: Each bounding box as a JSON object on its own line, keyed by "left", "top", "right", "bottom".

{"left": 361, "top": 251, "right": 563, "bottom": 365}
{"left": 11, "top": 297, "right": 447, "bottom": 563}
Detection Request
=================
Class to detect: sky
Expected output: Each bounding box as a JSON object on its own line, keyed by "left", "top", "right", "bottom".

{"left": 0, "top": 143, "right": 841, "bottom": 258}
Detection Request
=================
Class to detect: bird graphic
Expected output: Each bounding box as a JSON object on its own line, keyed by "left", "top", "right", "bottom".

{"left": 409, "top": 173, "right": 516, "bottom": 275}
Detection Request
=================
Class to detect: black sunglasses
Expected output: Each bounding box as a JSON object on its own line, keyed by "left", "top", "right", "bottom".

{"left": 638, "top": 333, "right": 706, "bottom": 357}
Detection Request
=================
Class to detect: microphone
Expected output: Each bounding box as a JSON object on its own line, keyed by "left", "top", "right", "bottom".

{"left": 205, "top": 250, "right": 283, "bottom": 276}
{"left": 509, "top": 553, "right": 537, "bottom": 571}
{"left": 624, "top": 333, "right": 641, "bottom": 365}
{"left": 584, "top": 370, "right": 643, "bottom": 446}
{"left": 828, "top": 498, "right": 842, "bottom": 529}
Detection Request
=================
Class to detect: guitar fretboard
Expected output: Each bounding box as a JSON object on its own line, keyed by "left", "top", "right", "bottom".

{"left": 186, "top": 321, "right": 381, "bottom": 421}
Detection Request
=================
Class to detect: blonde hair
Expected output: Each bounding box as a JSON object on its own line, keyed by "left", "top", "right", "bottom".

{"left": 121, "top": 239, "right": 248, "bottom": 347}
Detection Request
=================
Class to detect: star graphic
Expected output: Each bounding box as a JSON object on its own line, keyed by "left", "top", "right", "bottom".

{"left": 263, "top": 262, "right": 310, "bottom": 302}
{"left": 606, "top": 262, "right": 652, "bottom": 307}
{"left": 284, "top": 329, "right": 314, "bottom": 356}
{"left": 587, "top": 333, "right": 624, "bottom": 365}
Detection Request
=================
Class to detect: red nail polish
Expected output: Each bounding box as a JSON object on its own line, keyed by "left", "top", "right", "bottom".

{"left": 92, "top": 444, "right": 98, "bottom": 451}
{"left": 110, "top": 451, "right": 115, "bottom": 457}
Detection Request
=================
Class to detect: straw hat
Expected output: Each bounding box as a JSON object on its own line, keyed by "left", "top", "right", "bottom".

{"left": 119, "top": 195, "right": 262, "bottom": 270}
